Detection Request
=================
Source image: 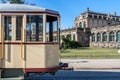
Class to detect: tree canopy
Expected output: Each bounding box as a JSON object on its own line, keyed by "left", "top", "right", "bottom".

{"left": 61, "top": 34, "right": 82, "bottom": 50}
{"left": 2, "top": 0, "right": 25, "bottom": 4}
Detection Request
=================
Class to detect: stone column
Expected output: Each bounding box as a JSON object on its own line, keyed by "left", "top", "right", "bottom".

{"left": 95, "top": 33, "right": 97, "bottom": 43}
{"left": 114, "top": 31, "right": 117, "bottom": 42}
{"left": 89, "top": 35, "right": 92, "bottom": 47}
{"left": 107, "top": 32, "right": 109, "bottom": 42}
{"left": 101, "top": 32, "right": 103, "bottom": 42}
{"left": 76, "top": 31, "right": 78, "bottom": 41}
{"left": 86, "top": 18, "right": 89, "bottom": 28}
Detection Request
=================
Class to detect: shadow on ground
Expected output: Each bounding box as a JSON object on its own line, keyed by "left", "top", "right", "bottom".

{"left": 27, "top": 70, "right": 120, "bottom": 80}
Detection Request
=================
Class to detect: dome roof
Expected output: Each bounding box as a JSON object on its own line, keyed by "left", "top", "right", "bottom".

{"left": 0, "top": 4, "right": 59, "bottom": 14}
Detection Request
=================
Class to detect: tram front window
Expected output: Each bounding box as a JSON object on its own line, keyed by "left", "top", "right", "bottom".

{"left": 26, "top": 15, "right": 43, "bottom": 42}
{"left": 46, "top": 16, "right": 58, "bottom": 42}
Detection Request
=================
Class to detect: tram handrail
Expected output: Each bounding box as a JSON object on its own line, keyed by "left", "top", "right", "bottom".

{"left": 21, "top": 26, "right": 24, "bottom": 59}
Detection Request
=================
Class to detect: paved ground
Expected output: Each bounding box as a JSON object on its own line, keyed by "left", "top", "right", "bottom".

{"left": 27, "top": 70, "right": 120, "bottom": 80}
{"left": 60, "top": 59, "right": 120, "bottom": 69}
{"left": 2, "top": 59, "right": 120, "bottom": 80}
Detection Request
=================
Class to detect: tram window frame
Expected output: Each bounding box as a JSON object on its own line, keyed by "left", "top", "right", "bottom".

{"left": 46, "top": 15, "right": 58, "bottom": 42}
{"left": 16, "top": 16, "right": 23, "bottom": 40}
{"left": 26, "top": 15, "right": 43, "bottom": 42}
{"left": 4, "top": 16, "right": 12, "bottom": 41}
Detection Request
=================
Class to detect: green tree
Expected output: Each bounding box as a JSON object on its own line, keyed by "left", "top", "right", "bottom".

{"left": 2, "top": 0, "right": 25, "bottom": 4}
{"left": 61, "top": 34, "right": 81, "bottom": 50}
{"left": 61, "top": 35, "right": 70, "bottom": 50}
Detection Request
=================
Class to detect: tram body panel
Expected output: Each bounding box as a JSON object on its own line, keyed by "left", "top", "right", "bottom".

{"left": 12, "top": 45, "right": 23, "bottom": 68}
{"left": 26, "top": 44, "right": 59, "bottom": 68}
{"left": 45, "top": 44, "right": 59, "bottom": 68}
{"left": 2, "top": 44, "right": 59, "bottom": 69}
{"left": 26, "top": 45, "right": 46, "bottom": 68}
{"left": 3, "top": 44, "right": 23, "bottom": 68}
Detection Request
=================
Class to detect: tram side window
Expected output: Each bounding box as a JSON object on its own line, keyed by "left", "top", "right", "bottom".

{"left": 46, "top": 16, "right": 58, "bottom": 42}
{"left": 4, "top": 16, "right": 12, "bottom": 40}
{"left": 16, "top": 16, "right": 22, "bottom": 40}
{"left": 26, "top": 15, "right": 43, "bottom": 42}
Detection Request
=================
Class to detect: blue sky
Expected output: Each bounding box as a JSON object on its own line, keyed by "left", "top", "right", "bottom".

{"left": 4, "top": 0, "right": 120, "bottom": 29}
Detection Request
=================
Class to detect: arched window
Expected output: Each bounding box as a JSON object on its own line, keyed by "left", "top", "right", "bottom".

{"left": 97, "top": 33, "right": 101, "bottom": 42}
{"left": 103, "top": 32, "right": 107, "bottom": 42}
{"left": 92, "top": 33, "right": 95, "bottom": 42}
{"left": 79, "top": 22, "right": 82, "bottom": 28}
{"left": 117, "top": 31, "right": 120, "bottom": 42}
{"left": 109, "top": 32, "right": 114, "bottom": 42}
{"left": 76, "top": 23, "right": 78, "bottom": 27}
{"left": 73, "top": 34, "right": 75, "bottom": 40}
{"left": 83, "top": 22, "right": 86, "bottom": 28}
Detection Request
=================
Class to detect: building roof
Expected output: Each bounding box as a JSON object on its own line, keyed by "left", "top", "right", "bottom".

{"left": 81, "top": 10, "right": 120, "bottom": 18}
{"left": 0, "top": 4, "right": 59, "bottom": 14}
{"left": 61, "top": 27, "right": 76, "bottom": 32}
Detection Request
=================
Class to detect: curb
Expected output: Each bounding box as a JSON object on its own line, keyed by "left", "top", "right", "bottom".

{"left": 73, "top": 68, "right": 120, "bottom": 70}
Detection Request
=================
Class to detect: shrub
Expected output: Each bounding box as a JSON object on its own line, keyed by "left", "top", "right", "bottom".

{"left": 69, "top": 40, "right": 82, "bottom": 49}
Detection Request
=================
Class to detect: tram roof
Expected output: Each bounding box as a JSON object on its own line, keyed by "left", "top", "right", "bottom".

{"left": 0, "top": 4, "right": 59, "bottom": 15}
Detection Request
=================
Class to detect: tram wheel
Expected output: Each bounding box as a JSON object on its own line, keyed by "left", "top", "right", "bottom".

{"left": 24, "top": 72, "right": 29, "bottom": 78}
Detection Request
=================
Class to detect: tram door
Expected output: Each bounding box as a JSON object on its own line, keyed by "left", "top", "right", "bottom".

{"left": 0, "top": 15, "right": 23, "bottom": 68}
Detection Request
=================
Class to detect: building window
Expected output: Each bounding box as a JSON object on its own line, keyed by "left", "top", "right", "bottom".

{"left": 26, "top": 15, "right": 43, "bottom": 42}
{"left": 94, "top": 15, "right": 97, "bottom": 18}
{"left": 103, "top": 16, "right": 106, "bottom": 20}
{"left": 99, "top": 16, "right": 102, "bottom": 19}
{"left": 4, "top": 16, "right": 12, "bottom": 40}
{"left": 79, "top": 22, "right": 82, "bottom": 28}
{"left": 88, "top": 15, "right": 92, "bottom": 18}
{"left": 116, "top": 18, "right": 119, "bottom": 21}
{"left": 92, "top": 33, "right": 95, "bottom": 42}
{"left": 73, "top": 34, "right": 75, "bottom": 40}
{"left": 117, "top": 31, "right": 120, "bottom": 42}
{"left": 103, "top": 32, "right": 107, "bottom": 42}
{"left": 83, "top": 22, "right": 86, "bottom": 28}
{"left": 97, "top": 33, "right": 101, "bottom": 42}
{"left": 109, "top": 32, "right": 114, "bottom": 42}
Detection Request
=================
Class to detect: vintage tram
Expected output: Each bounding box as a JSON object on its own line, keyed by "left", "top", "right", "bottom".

{"left": 0, "top": 3, "right": 67, "bottom": 78}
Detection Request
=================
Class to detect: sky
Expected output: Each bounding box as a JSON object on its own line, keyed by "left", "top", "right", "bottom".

{"left": 2, "top": 0, "right": 120, "bottom": 30}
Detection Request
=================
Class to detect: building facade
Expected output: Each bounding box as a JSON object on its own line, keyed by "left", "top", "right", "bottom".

{"left": 90, "top": 25, "right": 120, "bottom": 48}
{"left": 61, "top": 8, "right": 120, "bottom": 48}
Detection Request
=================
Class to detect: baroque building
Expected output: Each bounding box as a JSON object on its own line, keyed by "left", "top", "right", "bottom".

{"left": 61, "top": 8, "right": 120, "bottom": 48}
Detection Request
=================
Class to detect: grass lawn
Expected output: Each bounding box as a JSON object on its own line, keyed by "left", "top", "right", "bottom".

{"left": 60, "top": 47, "right": 120, "bottom": 59}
